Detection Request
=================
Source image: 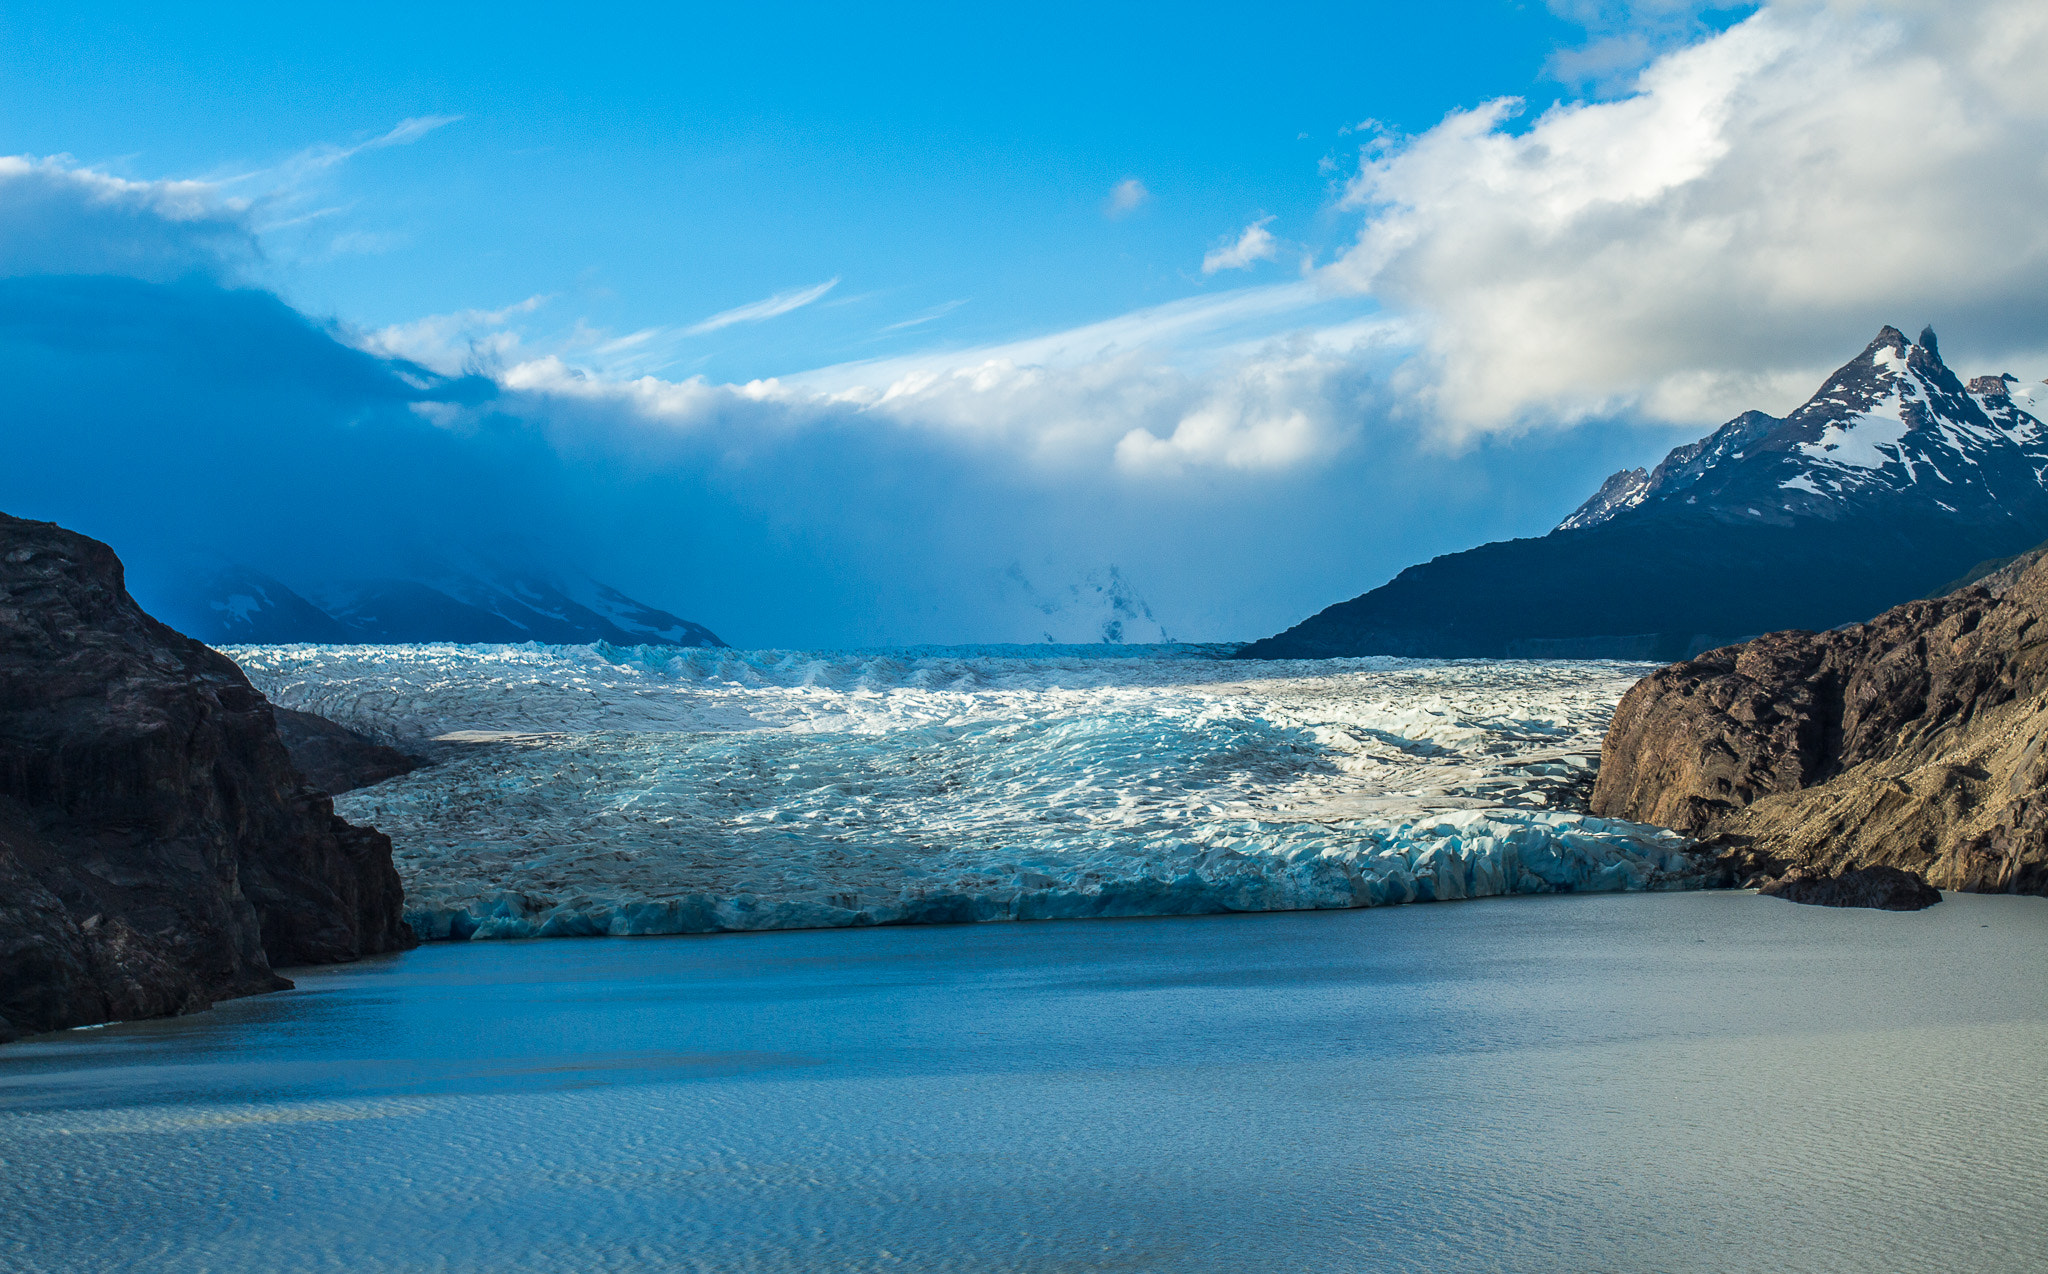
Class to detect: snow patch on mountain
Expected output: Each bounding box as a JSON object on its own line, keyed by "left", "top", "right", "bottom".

{"left": 1798, "top": 400, "right": 1909, "bottom": 471}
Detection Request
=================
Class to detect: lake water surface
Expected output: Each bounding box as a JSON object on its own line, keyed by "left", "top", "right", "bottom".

{"left": 3, "top": 891, "right": 2045, "bottom": 1272}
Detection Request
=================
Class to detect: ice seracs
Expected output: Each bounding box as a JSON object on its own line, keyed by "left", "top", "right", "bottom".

{"left": 228, "top": 643, "right": 1714, "bottom": 939}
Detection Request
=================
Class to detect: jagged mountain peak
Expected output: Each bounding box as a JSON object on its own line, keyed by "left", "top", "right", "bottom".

{"left": 1560, "top": 326, "right": 2047, "bottom": 533}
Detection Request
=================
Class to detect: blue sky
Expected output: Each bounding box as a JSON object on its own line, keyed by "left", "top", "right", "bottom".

{"left": 0, "top": 1, "right": 1589, "bottom": 378}
{"left": 2, "top": 1, "right": 2046, "bottom": 645}
{"left": 1, "top": 1, "right": 1602, "bottom": 380}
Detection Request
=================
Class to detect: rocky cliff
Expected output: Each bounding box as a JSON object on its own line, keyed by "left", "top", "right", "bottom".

{"left": 1591, "top": 553, "right": 2048, "bottom": 895}
{"left": 273, "top": 706, "right": 423, "bottom": 795}
{"left": 0, "top": 514, "right": 414, "bottom": 1042}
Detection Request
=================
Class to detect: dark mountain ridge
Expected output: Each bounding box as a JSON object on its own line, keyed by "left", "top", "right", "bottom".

{"left": 1241, "top": 327, "right": 2048, "bottom": 660}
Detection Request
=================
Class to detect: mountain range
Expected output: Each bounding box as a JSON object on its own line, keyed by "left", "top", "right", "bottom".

{"left": 1241, "top": 327, "right": 2048, "bottom": 660}
{"left": 135, "top": 561, "right": 725, "bottom": 648}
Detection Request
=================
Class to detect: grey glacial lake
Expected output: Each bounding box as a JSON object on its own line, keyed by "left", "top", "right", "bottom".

{"left": 2, "top": 890, "right": 2045, "bottom": 1273}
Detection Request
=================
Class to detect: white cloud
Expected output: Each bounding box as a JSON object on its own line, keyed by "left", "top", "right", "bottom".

{"left": 0, "top": 156, "right": 254, "bottom": 280}
{"left": 1105, "top": 177, "right": 1150, "bottom": 218}
{"left": 0, "top": 151, "right": 1662, "bottom": 646}
{"left": 494, "top": 283, "right": 1397, "bottom": 476}
{"left": 684, "top": 277, "right": 839, "bottom": 334}
{"left": 1202, "top": 217, "right": 1279, "bottom": 274}
{"left": 880, "top": 299, "right": 967, "bottom": 332}
{"left": 225, "top": 115, "right": 464, "bottom": 189}
{"left": 364, "top": 294, "right": 550, "bottom": 370}
{"left": 1542, "top": 1, "right": 1754, "bottom": 91}
{"left": 1323, "top": 0, "right": 2048, "bottom": 436}
{"left": 1112, "top": 347, "right": 1369, "bottom": 474}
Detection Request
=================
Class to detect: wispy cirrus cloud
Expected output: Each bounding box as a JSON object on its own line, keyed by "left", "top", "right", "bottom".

{"left": 881, "top": 299, "right": 967, "bottom": 332}
{"left": 684, "top": 278, "right": 840, "bottom": 335}
{"left": 199, "top": 115, "right": 465, "bottom": 263}
{"left": 222, "top": 115, "right": 464, "bottom": 191}
{"left": 488, "top": 277, "right": 848, "bottom": 380}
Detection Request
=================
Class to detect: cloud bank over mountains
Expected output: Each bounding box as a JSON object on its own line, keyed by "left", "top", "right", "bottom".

{"left": 1335, "top": 0, "right": 2048, "bottom": 435}
{"left": 1, "top": 0, "right": 2044, "bottom": 645}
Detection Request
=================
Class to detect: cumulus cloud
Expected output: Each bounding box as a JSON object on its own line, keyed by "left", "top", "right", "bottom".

{"left": 500, "top": 316, "right": 1387, "bottom": 480}
{"left": 1105, "top": 177, "right": 1150, "bottom": 217}
{"left": 1201, "top": 217, "right": 1280, "bottom": 274}
{"left": 1112, "top": 347, "right": 1373, "bottom": 474}
{"left": 1324, "top": 0, "right": 2048, "bottom": 435}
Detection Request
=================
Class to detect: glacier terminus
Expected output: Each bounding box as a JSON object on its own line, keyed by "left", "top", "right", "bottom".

{"left": 228, "top": 643, "right": 1713, "bottom": 940}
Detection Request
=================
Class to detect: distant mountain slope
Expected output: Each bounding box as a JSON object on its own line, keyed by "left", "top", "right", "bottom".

{"left": 1241, "top": 327, "right": 2048, "bottom": 660}
{"left": 160, "top": 564, "right": 358, "bottom": 644}
{"left": 142, "top": 562, "right": 725, "bottom": 648}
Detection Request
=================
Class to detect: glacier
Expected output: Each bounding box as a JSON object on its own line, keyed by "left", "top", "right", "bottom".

{"left": 225, "top": 643, "right": 1711, "bottom": 939}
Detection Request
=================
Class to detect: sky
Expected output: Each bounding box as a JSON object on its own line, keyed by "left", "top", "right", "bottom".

{"left": 2, "top": 0, "right": 2046, "bottom": 646}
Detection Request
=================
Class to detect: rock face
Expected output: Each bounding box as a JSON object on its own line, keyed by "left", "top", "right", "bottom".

{"left": 1591, "top": 552, "right": 2048, "bottom": 898}
{"left": 273, "top": 707, "right": 423, "bottom": 795}
{"left": 1759, "top": 866, "right": 1943, "bottom": 911}
{"left": 0, "top": 514, "right": 414, "bottom": 1042}
{"left": 1241, "top": 328, "right": 2048, "bottom": 659}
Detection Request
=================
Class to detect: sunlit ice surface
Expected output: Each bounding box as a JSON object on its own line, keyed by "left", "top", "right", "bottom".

{"left": 3, "top": 892, "right": 2045, "bottom": 1272}
{"left": 226, "top": 644, "right": 1710, "bottom": 939}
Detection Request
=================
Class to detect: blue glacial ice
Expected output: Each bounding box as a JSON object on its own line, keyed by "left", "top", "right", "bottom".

{"left": 226, "top": 642, "right": 1710, "bottom": 939}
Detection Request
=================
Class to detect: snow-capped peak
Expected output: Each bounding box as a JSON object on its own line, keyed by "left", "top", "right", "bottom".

{"left": 1558, "top": 326, "right": 2048, "bottom": 532}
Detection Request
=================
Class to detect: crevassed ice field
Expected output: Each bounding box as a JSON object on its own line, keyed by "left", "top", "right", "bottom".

{"left": 228, "top": 644, "right": 1706, "bottom": 940}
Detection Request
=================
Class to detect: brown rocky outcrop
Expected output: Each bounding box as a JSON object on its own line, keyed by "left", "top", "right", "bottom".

{"left": 1592, "top": 552, "right": 2048, "bottom": 897}
{"left": 0, "top": 513, "right": 414, "bottom": 1042}
{"left": 1758, "top": 865, "right": 1943, "bottom": 911}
